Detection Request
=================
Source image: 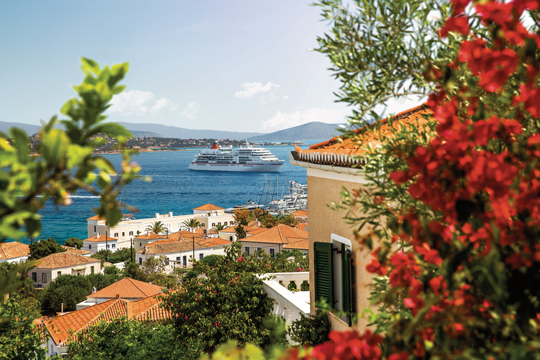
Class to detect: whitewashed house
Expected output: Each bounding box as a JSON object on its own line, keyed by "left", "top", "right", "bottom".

{"left": 30, "top": 252, "right": 101, "bottom": 289}
{"left": 82, "top": 234, "right": 118, "bottom": 254}
{"left": 0, "top": 241, "right": 30, "bottom": 263}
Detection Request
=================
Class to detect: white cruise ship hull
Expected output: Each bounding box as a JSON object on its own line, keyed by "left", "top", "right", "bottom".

{"left": 189, "top": 162, "right": 283, "bottom": 172}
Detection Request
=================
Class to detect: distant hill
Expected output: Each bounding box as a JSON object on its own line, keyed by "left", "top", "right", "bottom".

{"left": 0, "top": 121, "right": 41, "bottom": 135}
{"left": 248, "top": 122, "right": 345, "bottom": 141}
{"left": 130, "top": 130, "right": 162, "bottom": 138}
{"left": 117, "top": 122, "right": 263, "bottom": 140}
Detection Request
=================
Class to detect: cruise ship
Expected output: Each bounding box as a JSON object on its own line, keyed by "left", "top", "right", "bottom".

{"left": 189, "top": 142, "right": 285, "bottom": 172}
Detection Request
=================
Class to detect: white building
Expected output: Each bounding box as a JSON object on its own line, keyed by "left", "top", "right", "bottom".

{"left": 86, "top": 204, "right": 235, "bottom": 250}
{"left": 0, "top": 241, "right": 30, "bottom": 263}
{"left": 30, "top": 252, "right": 101, "bottom": 289}
{"left": 136, "top": 237, "right": 231, "bottom": 272}
{"left": 82, "top": 234, "right": 118, "bottom": 254}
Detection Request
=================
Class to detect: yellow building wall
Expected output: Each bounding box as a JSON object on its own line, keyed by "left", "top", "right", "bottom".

{"left": 307, "top": 172, "right": 375, "bottom": 332}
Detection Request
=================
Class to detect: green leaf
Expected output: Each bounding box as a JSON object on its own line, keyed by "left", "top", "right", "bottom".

{"left": 41, "top": 129, "right": 70, "bottom": 166}
{"left": 9, "top": 128, "right": 30, "bottom": 163}
{"left": 81, "top": 57, "right": 100, "bottom": 75}
{"left": 67, "top": 144, "right": 94, "bottom": 169}
{"left": 87, "top": 123, "right": 132, "bottom": 139}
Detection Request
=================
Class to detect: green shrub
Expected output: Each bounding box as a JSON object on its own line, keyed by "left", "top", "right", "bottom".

{"left": 287, "top": 281, "right": 297, "bottom": 291}
{"left": 300, "top": 280, "right": 309, "bottom": 291}
{"left": 288, "top": 310, "right": 330, "bottom": 346}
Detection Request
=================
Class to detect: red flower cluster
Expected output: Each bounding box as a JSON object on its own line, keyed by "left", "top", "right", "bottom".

{"left": 310, "top": 331, "right": 383, "bottom": 360}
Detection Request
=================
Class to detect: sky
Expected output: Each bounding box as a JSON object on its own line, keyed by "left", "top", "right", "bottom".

{"left": 0, "top": 1, "right": 421, "bottom": 133}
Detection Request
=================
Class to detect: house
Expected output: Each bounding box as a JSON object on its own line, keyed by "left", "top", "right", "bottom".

{"left": 30, "top": 252, "right": 102, "bottom": 289}
{"left": 0, "top": 241, "right": 30, "bottom": 263}
{"left": 133, "top": 233, "right": 168, "bottom": 251}
{"left": 236, "top": 224, "right": 309, "bottom": 257}
{"left": 289, "top": 104, "right": 432, "bottom": 332}
{"left": 136, "top": 237, "right": 231, "bottom": 271}
{"left": 43, "top": 294, "right": 171, "bottom": 357}
{"left": 82, "top": 234, "right": 118, "bottom": 254}
{"left": 86, "top": 204, "right": 235, "bottom": 249}
{"left": 76, "top": 277, "right": 163, "bottom": 309}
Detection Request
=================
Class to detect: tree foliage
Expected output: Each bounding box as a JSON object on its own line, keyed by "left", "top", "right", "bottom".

{"left": 233, "top": 208, "right": 250, "bottom": 226}
{"left": 162, "top": 242, "right": 276, "bottom": 358}
{"left": 65, "top": 237, "right": 83, "bottom": 249}
{"left": 67, "top": 317, "right": 178, "bottom": 360}
{"left": 145, "top": 221, "right": 167, "bottom": 235}
{"left": 288, "top": 310, "right": 330, "bottom": 347}
{"left": 29, "top": 238, "right": 66, "bottom": 259}
{"left": 91, "top": 248, "right": 132, "bottom": 264}
{"left": 38, "top": 273, "right": 121, "bottom": 313}
{"left": 183, "top": 218, "right": 202, "bottom": 230}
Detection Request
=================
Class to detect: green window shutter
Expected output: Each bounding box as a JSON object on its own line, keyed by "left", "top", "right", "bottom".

{"left": 314, "top": 242, "right": 333, "bottom": 309}
{"left": 342, "top": 244, "right": 353, "bottom": 326}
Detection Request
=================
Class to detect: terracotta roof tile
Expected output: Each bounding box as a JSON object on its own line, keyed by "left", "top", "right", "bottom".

{"left": 239, "top": 224, "right": 308, "bottom": 245}
{"left": 291, "top": 210, "right": 308, "bottom": 217}
{"left": 283, "top": 239, "right": 309, "bottom": 250}
{"left": 62, "top": 246, "right": 92, "bottom": 256}
{"left": 36, "top": 252, "right": 100, "bottom": 269}
{"left": 86, "top": 215, "right": 105, "bottom": 221}
{"left": 87, "top": 278, "right": 163, "bottom": 299}
{"left": 83, "top": 235, "right": 118, "bottom": 243}
{"left": 196, "top": 238, "right": 232, "bottom": 247}
{"left": 0, "top": 241, "right": 29, "bottom": 260}
{"left": 134, "top": 233, "right": 167, "bottom": 240}
{"left": 193, "top": 203, "right": 224, "bottom": 211}
{"left": 293, "top": 104, "right": 433, "bottom": 167}
{"left": 44, "top": 295, "right": 171, "bottom": 346}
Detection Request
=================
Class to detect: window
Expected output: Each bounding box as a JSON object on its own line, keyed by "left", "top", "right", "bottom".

{"left": 212, "top": 223, "right": 215, "bottom": 227}
{"left": 112, "top": 244, "right": 116, "bottom": 249}
{"left": 269, "top": 248, "right": 275, "bottom": 258}
{"left": 183, "top": 256, "right": 187, "bottom": 267}
{"left": 114, "top": 233, "right": 118, "bottom": 237}
{"left": 32, "top": 272, "right": 37, "bottom": 282}
{"left": 94, "top": 225, "right": 96, "bottom": 232}
{"left": 139, "top": 242, "right": 142, "bottom": 247}
{"left": 244, "top": 246, "right": 250, "bottom": 256}
{"left": 106, "top": 244, "right": 110, "bottom": 249}
{"left": 57, "top": 271, "right": 61, "bottom": 277}
{"left": 176, "top": 257, "right": 180, "bottom": 261}
{"left": 165, "top": 259, "right": 169, "bottom": 265}
{"left": 199, "top": 253, "right": 203, "bottom": 260}
{"left": 229, "top": 236, "right": 233, "bottom": 241}
{"left": 91, "top": 266, "right": 94, "bottom": 274}
{"left": 224, "top": 222, "right": 228, "bottom": 226}
{"left": 218, "top": 222, "right": 221, "bottom": 226}
{"left": 257, "top": 247, "right": 262, "bottom": 252}
{"left": 129, "top": 231, "right": 133, "bottom": 236}
{"left": 122, "top": 232, "right": 125, "bottom": 237}
{"left": 139, "top": 258, "right": 142, "bottom": 265}
{"left": 313, "top": 234, "right": 356, "bottom": 326}
{"left": 42, "top": 273, "right": 47, "bottom": 283}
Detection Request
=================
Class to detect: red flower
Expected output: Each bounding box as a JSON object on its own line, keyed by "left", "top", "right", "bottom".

{"left": 439, "top": 16, "right": 469, "bottom": 38}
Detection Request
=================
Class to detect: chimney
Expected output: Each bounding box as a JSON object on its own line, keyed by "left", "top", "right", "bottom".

{"left": 155, "top": 213, "right": 160, "bottom": 218}
{"left": 116, "top": 294, "right": 120, "bottom": 299}
{"left": 169, "top": 211, "right": 173, "bottom": 217}
{"left": 257, "top": 221, "right": 260, "bottom": 227}
{"left": 61, "top": 303, "right": 64, "bottom": 313}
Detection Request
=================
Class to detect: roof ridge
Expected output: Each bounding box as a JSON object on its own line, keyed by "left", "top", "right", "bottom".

{"left": 73, "top": 299, "right": 128, "bottom": 342}
{"left": 129, "top": 277, "right": 149, "bottom": 296}
{"left": 276, "top": 225, "right": 288, "bottom": 244}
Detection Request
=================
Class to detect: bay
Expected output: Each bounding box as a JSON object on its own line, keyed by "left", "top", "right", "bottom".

{"left": 22, "top": 143, "right": 317, "bottom": 245}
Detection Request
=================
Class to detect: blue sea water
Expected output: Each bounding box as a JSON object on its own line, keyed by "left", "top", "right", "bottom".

{"left": 20, "top": 143, "right": 317, "bottom": 245}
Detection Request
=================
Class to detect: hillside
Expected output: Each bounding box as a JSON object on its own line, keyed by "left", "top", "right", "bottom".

{"left": 248, "top": 122, "right": 344, "bottom": 141}
{"left": 0, "top": 121, "right": 41, "bottom": 135}
{"left": 130, "top": 130, "right": 162, "bottom": 138}
{"left": 116, "top": 122, "right": 263, "bottom": 140}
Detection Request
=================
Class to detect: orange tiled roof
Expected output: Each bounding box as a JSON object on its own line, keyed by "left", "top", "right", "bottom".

{"left": 196, "top": 238, "right": 232, "bottom": 247}
{"left": 87, "top": 278, "right": 163, "bottom": 299}
{"left": 62, "top": 246, "right": 92, "bottom": 256}
{"left": 141, "top": 241, "right": 208, "bottom": 255}
{"left": 36, "top": 252, "right": 100, "bottom": 269}
{"left": 291, "top": 210, "right": 308, "bottom": 218}
{"left": 134, "top": 233, "right": 167, "bottom": 240}
{"left": 193, "top": 203, "right": 224, "bottom": 211}
{"left": 0, "top": 241, "right": 29, "bottom": 260}
{"left": 283, "top": 239, "right": 309, "bottom": 250}
{"left": 145, "top": 239, "right": 183, "bottom": 247}
{"left": 44, "top": 295, "right": 171, "bottom": 346}
{"left": 293, "top": 104, "right": 432, "bottom": 167}
{"left": 86, "top": 215, "right": 105, "bottom": 221}
{"left": 238, "top": 224, "right": 308, "bottom": 245}
{"left": 83, "top": 235, "right": 118, "bottom": 243}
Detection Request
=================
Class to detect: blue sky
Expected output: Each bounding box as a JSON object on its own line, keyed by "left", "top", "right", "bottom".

{"left": 0, "top": 1, "right": 419, "bottom": 133}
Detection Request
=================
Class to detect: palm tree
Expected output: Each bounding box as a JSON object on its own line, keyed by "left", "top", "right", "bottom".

{"left": 182, "top": 218, "right": 202, "bottom": 231}
{"left": 211, "top": 223, "right": 228, "bottom": 232}
{"left": 145, "top": 221, "right": 167, "bottom": 235}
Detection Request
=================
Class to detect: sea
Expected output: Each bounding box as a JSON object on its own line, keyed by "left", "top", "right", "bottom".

{"left": 18, "top": 143, "right": 318, "bottom": 245}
